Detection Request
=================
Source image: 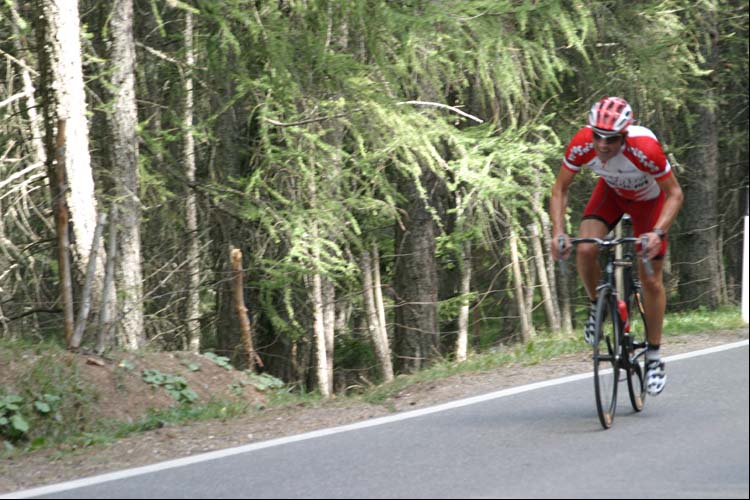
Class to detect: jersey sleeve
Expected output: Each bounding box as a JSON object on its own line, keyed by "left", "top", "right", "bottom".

{"left": 562, "top": 127, "right": 595, "bottom": 173}
{"left": 624, "top": 127, "right": 672, "bottom": 180}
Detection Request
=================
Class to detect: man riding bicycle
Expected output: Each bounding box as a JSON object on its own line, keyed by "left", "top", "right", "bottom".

{"left": 549, "top": 96, "right": 684, "bottom": 396}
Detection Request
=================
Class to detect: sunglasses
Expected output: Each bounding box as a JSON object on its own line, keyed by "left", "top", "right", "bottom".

{"left": 593, "top": 132, "right": 624, "bottom": 144}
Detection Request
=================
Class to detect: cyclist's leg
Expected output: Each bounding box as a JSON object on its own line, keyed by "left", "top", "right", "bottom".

{"left": 577, "top": 218, "right": 608, "bottom": 299}
{"left": 639, "top": 257, "right": 666, "bottom": 397}
{"left": 629, "top": 191, "right": 668, "bottom": 348}
{"left": 580, "top": 179, "right": 622, "bottom": 300}
{"left": 638, "top": 258, "right": 665, "bottom": 346}
{"left": 640, "top": 272, "right": 667, "bottom": 396}
{"left": 580, "top": 180, "right": 620, "bottom": 345}
{"left": 577, "top": 219, "right": 609, "bottom": 345}
{"left": 629, "top": 193, "right": 668, "bottom": 395}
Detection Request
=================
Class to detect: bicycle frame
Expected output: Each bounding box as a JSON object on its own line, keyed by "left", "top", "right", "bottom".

{"left": 559, "top": 232, "right": 652, "bottom": 427}
{"left": 575, "top": 235, "right": 638, "bottom": 355}
{"left": 561, "top": 234, "right": 651, "bottom": 347}
{"left": 619, "top": 245, "right": 649, "bottom": 367}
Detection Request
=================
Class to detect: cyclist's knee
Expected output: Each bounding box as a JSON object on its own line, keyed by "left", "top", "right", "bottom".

{"left": 640, "top": 274, "right": 663, "bottom": 294}
{"left": 577, "top": 243, "right": 599, "bottom": 262}
{"left": 639, "top": 258, "right": 664, "bottom": 292}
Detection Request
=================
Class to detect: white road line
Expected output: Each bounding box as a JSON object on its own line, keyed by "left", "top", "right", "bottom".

{"left": 3, "top": 339, "right": 747, "bottom": 499}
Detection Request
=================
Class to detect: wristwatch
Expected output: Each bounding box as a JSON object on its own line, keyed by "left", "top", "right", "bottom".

{"left": 652, "top": 228, "right": 666, "bottom": 240}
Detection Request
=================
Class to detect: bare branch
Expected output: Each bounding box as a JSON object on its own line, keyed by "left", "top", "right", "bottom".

{"left": 0, "top": 92, "right": 26, "bottom": 110}
{"left": 396, "top": 100, "right": 484, "bottom": 123}
{"left": 264, "top": 112, "right": 352, "bottom": 128}
{"left": 0, "top": 48, "right": 39, "bottom": 76}
{"left": 264, "top": 100, "right": 485, "bottom": 128}
{"left": 0, "top": 161, "right": 44, "bottom": 191}
{"left": 136, "top": 41, "right": 183, "bottom": 67}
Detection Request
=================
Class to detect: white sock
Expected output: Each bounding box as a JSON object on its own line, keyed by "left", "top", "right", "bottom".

{"left": 646, "top": 346, "right": 661, "bottom": 362}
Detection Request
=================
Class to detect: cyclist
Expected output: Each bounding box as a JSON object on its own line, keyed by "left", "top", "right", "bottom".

{"left": 549, "top": 96, "right": 684, "bottom": 396}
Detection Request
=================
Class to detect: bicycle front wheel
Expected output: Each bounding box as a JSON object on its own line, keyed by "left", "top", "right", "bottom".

{"left": 593, "top": 289, "right": 619, "bottom": 429}
{"left": 626, "top": 289, "right": 648, "bottom": 412}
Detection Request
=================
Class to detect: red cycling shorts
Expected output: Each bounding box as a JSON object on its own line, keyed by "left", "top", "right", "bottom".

{"left": 582, "top": 178, "right": 667, "bottom": 258}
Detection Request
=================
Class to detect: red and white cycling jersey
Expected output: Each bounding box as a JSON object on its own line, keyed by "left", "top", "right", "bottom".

{"left": 562, "top": 125, "right": 672, "bottom": 201}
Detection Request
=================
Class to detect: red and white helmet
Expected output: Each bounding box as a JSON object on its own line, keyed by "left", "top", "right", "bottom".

{"left": 588, "top": 96, "right": 633, "bottom": 136}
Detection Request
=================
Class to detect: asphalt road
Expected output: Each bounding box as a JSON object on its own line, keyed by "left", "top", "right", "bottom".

{"left": 8, "top": 341, "right": 749, "bottom": 499}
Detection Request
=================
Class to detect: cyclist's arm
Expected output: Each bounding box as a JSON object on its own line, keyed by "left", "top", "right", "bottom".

{"left": 643, "top": 173, "right": 684, "bottom": 258}
{"left": 550, "top": 166, "right": 577, "bottom": 259}
{"left": 653, "top": 174, "right": 684, "bottom": 233}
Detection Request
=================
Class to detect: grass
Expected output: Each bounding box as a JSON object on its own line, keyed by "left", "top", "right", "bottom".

{"left": 361, "top": 306, "right": 747, "bottom": 404}
{"left": 38, "top": 400, "right": 258, "bottom": 459}
{"left": 57, "top": 391, "right": 315, "bottom": 454}
{"left": 662, "top": 305, "right": 747, "bottom": 335}
{"left": 361, "top": 332, "right": 585, "bottom": 404}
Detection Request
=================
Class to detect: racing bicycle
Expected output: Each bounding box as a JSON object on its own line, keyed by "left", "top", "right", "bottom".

{"left": 559, "top": 216, "right": 653, "bottom": 429}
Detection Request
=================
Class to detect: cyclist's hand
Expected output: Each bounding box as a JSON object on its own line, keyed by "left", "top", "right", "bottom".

{"left": 642, "top": 232, "right": 662, "bottom": 260}
{"left": 552, "top": 233, "right": 572, "bottom": 261}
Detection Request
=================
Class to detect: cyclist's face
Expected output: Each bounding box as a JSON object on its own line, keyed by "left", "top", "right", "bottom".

{"left": 592, "top": 133, "right": 624, "bottom": 162}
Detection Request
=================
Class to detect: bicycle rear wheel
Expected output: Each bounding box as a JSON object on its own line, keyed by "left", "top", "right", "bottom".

{"left": 593, "top": 289, "right": 619, "bottom": 429}
{"left": 626, "top": 289, "right": 648, "bottom": 412}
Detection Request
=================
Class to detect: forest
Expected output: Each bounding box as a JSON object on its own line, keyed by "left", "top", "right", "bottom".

{"left": 1, "top": 0, "right": 748, "bottom": 398}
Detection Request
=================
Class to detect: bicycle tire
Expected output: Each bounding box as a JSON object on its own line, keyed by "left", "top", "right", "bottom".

{"left": 593, "top": 288, "right": 619, "bottom": 429}
{"left": 626, "top": 289, "right": 648, "bottom": 412}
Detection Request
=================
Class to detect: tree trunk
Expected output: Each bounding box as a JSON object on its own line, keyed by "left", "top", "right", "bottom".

{"left": 557, "top": 258, "right": 574, "bottom": 335}
{"left": 183, "top": 12, "right": 202, "bottom": 352}
{"left": 71, "top": 212, "right": 107, "bottom": 348}
{"left": 372, "top": 245, "right": 394, "bottom": 380}
{"left": 311, "top": 269, "right": 331, "bottom": 398}
{"left": 110, "top": 0, "right": 143, "bottom": 349}
{"left": 35, "top": 0, "right": 108, "bottom": 346}
{"left": 676, "top": 7, "right": 722, "bottom": 309}
{"left": 97, "top": 204, "right": 118, "bottom": 353}
{"left": 308, "top": 169, "right": 331, "bottom": 397}
{"left": 53, "top": 121, "right": 74, "bottom": 345}
{"left": 34, "top": 0, "right": 105, "bottom": 303}
{"left": 550, "top": 211, "right": 573, "bottom": 335}
{"left": 231, "top": 248, "right": 261, "bottom": 371}
{"left": 393, "top": 167, "right": 439, "bottom": 373}
{"left": 455, "top": 239, "right": 472, "bottom": 362}
{"left": 206, "top": 60, "right": 244, "bottom": 364}
{"left": 509, "top": 227, "right": 533, "bottom": 343}
{"left": 320, "top": 120, "right": 342, "bottom": 392}
{"left": 523, "top": 246, "right": 536, "bottom": 330}
{"left": 322, "top": 277, "right": 335, "bottom": 392}
{"left": 528, "top": 222, "right": 560, "bottom": 331}
{"left": 361, "top": 249, "right": 394, "bottom": 382}
{"left": 531, "top": 178, "right": 561, "bottom": 328}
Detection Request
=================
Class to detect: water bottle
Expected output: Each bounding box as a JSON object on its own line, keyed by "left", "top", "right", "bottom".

{"left": 617, "top": 299, "right": 630, "bottom": 333}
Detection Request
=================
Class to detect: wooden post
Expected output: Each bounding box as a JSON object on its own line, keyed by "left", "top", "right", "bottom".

{"left": 230, "top": 247, "right": 262, "bottom": 371}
